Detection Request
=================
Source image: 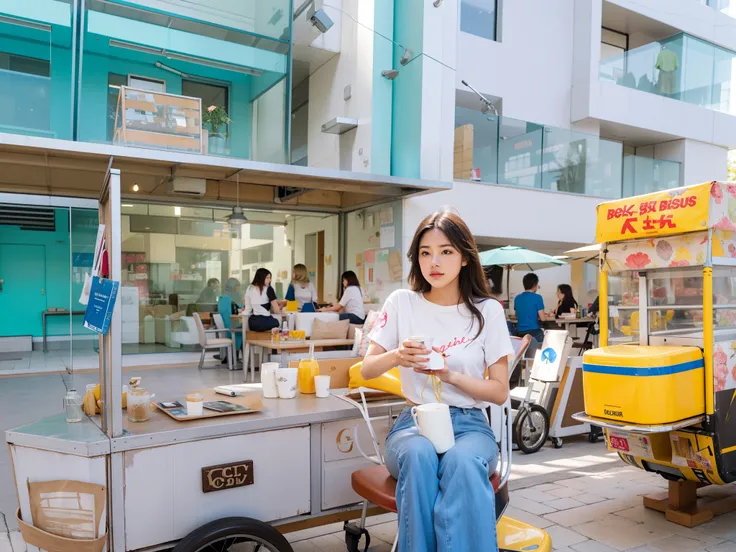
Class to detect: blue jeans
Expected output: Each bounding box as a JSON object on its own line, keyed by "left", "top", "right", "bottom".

{"left": 385, "top": 407, "right": 499, "bottom": 552}
{"left": 339, "top": 313, "right": 366, "bottom": 325}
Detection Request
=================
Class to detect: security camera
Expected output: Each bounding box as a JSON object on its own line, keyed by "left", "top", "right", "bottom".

{"left": 433, "top": 0, "right": 443, "bottom": 6}
{"left": 309, "top": 7, "right": 334, "bottom": 33}
{"left": 381, "top": 69, "right": 399, "bottom": 80}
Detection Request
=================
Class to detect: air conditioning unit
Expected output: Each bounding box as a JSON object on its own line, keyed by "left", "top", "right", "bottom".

{"left": 166, "top": 177, "right": 206, "bottom": 197}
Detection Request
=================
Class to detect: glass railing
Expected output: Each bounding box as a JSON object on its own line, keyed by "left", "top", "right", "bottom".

{"left": 600, "top": 32, "right": 736, "bottom": 115}
{"left": 76, "top": 0, "right": 290, "bottom": 163}
{"left": 0, "top": 1, "right": 75, "bottom": 140}
{"left": 454, "top": 107, "right": 625, "bottom": 198}
{"left": 623, "top": 155, "right": 682, "bottom": 196}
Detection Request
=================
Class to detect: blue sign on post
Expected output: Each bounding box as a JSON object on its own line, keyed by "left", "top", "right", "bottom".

{"left": 83, "top": 277, "right": 120, "bottom": 335}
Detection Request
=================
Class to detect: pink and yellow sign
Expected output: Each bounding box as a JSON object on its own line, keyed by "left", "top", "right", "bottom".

{"left": 596, "top": 183, "right": 712, "bottom": 243}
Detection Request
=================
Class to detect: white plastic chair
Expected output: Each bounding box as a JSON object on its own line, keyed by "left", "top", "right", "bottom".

{"left": 193, "top": 312, "right": 234, "bottom": 370}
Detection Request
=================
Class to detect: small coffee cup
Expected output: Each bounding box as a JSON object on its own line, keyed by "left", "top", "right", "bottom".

{"left": 186, "top": 392, "right": 203, "bottom": 417}
{"left": 408, "top": 336, "right": 443, "bottom": 370}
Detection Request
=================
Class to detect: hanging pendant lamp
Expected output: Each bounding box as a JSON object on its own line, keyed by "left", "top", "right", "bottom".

{"left": 227, "top": 173, "right": 248, "bottom": 225}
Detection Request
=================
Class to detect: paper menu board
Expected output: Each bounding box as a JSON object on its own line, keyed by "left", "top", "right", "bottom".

{"left": 380, "top": 226, "right": 395, "bottom": 248}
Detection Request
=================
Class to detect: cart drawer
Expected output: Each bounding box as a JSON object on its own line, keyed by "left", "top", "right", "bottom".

{"left": 322, "top": 418, "right": 389, "bottom": 463}
{"left": 322, "top": 457, "right": 379, "bottom": 510}
{"left": 124, "top": 426, "right": 310, "bottom": 551}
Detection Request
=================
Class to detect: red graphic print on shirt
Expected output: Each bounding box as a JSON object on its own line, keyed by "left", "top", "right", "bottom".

{"left": 376, "top": 311, "right": 388, "bottom": 329}
{"left": 437, "top": 336, "right": 470, "bottom": 358}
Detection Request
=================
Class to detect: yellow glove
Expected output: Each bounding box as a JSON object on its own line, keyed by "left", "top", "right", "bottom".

{"left": 348, "top": 363, "right": 404, "bottom": 398}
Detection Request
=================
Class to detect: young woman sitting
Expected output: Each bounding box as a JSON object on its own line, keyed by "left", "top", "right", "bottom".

{"left": 554, "top": 284, "right": 578, "bottom": 317}
{"left": 319, "top": 270, "right": 366, "bottom": 325}
{"left": 244, "top": 268, "right": 281, "bottom": 332}
{"left": 362, "top": 210, "right": 512, "bottom": 552}
{"left": 285, "top": 263, "right": 318, "bottom": 311}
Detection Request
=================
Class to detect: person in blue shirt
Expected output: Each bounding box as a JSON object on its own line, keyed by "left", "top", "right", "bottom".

{"left": 514, "top": 273, "right": 551, "bottom": 343}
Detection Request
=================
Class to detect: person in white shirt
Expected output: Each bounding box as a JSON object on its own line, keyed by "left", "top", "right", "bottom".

{"left": 285, "top": 264, "right": 318, "bottom": 311}
{"left": 244, "top": 268, "right": 281, "bottom": 332}
{"left": 362, "top": 210, "right": 512, "bottom": 552}
{"left": 319, "top": 270, "right": 366, "bottom": 324}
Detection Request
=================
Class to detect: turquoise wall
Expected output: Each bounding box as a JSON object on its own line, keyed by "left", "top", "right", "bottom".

{"left": 0, "top": 208, "right": 98, "bottom": 339}
{"left": 0, "top": 210, "right": 70, "bottom": 338}
{"left": 390, "top": 0, "right": 424, "bottom": 178}
{"left": 371, "top": 0, "right": 394, "bottom": 176}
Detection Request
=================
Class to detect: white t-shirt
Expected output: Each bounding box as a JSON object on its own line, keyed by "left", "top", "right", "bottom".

{"left": 368, "top": 289, "right": 514, "bottom": 409}
{"left": 292, "top": 281, "right": 318, "bottom": 309}
{"left": 340, "top": 286, "right": 365, "bottom": 319}
{"left": 245, "top": 285, "right": 275, "bottom": 317}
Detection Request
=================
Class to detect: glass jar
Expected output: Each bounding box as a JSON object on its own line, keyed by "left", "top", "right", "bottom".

{"left": 64, "top": 390, "right": 83, "bottom": 423}
{"left": 127, "top": 387, "right": 152, "bottom": 422}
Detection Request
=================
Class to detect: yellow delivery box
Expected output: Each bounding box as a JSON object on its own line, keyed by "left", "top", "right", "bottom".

{"left": 582, "top": 345, "right": 704, "bottom": 425}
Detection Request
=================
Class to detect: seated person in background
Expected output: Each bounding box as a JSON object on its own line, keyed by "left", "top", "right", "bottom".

{"left": 319, "top": 270, "right": 366, "bottom": 325}
{"left": 285, "top": 264, "right": 318, "bottom": 311}
{"left": 514, "top": 273, "right": 550, "bottom": 343}
{"left": 245, "top": 268, "right": 282, "bottom": 332}
{"left": 554, "top": 284, "right": 578, "bottom": 317}
{"left": 197, "top": 278, "right": 220, "bottom": 304}
{"left": 217, "top": 278, "right": 243, "bottom": 363}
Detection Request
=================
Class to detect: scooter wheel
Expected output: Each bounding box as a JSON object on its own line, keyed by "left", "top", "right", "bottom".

{"left": 552, "top": 437, "right": 563, "bottom": 449}
{"left": 513, "top": 404, "right": 550, "bottom": 454}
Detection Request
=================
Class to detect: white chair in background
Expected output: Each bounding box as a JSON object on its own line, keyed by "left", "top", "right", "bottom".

{"left": 193, "top": 312, "right": 234, "bottom": 370}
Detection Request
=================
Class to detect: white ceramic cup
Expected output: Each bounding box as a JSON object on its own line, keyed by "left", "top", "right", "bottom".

{"left": 261, "top": 362, "right": 280, "bottom": 398}
{"left": 276, "top": 368, "right": 298, "bottom": 399}
{"left": 411, "top": 402, "right": 455, "bottom": 454}
{"left": 408, "top": 336, "right": 444, "bottom": 370}
{"left": 314, "top": 375, "right": 331, "bottom": 398}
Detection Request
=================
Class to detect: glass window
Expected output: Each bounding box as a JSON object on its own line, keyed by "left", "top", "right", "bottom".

{"left": 713, "top": 267, "right": 736, "bottom": 331}
{"left": 460, "top": 0, "right": 497, "bottom": 41}
{"left": 623, "top": 156, "right": 682, "bottom": 196}
{"left": 79, "top": 0, "right": 289, "bottom": 161}
{"left": 647, "top": 269, "right": 704, "bottom": 335}
{"left": 0, "top": 1, "right": 75, "bottom": 140}
{"left": 607, "top": 271, "right": 640, "bottom": 343}
{"left": 118, "top": 202, "right": 341, "bottom": 353}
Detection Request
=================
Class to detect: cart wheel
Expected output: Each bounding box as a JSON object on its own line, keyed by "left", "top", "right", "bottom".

{"left": 588, "top": 431, "right": 599, "bottom": 443}
{"left": 552, "top": 437, "right": 563, "bottom": 449}
{"left": 344, "top": 521, "right": 371, "bottom": 552}
{"left": 513, "top": 405, "right": 549, "bottom": 454}
{"left": 172, "top": 517, "right": 293, "bottom": 552}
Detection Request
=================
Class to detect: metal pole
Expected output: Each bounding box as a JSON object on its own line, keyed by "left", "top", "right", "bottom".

{"left": 99, "top": 164, "right": 125, "bottom": 552}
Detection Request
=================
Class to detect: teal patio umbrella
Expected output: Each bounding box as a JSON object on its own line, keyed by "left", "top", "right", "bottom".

{"left": 479, "top": 246, "right": 566, "bottom": 308}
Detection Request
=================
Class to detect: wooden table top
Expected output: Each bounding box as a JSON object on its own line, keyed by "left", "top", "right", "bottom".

{"left": 246, "top": 338, "right": 355, "bottom": 350}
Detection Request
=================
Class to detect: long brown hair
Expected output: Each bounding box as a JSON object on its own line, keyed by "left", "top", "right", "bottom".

{"left": 338, "top": 270, "right": 361, "bottom": 300}
{"left": 408, "top": 211, "right": 491, "bottom": 339}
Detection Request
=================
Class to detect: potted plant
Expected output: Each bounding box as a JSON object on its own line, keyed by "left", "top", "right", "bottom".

{"left": 203, "top": 105, "right": 232, "bottom": 155}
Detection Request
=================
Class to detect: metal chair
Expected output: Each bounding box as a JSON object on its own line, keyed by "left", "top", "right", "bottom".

{"left": 193, "top": 312, "right": 234, "bottom": 370}
{"left": 342, "top": 342, "right": 528, "bottom": 552}
{"left": 213, "top": 313, "right": 241, "bottom": 370}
